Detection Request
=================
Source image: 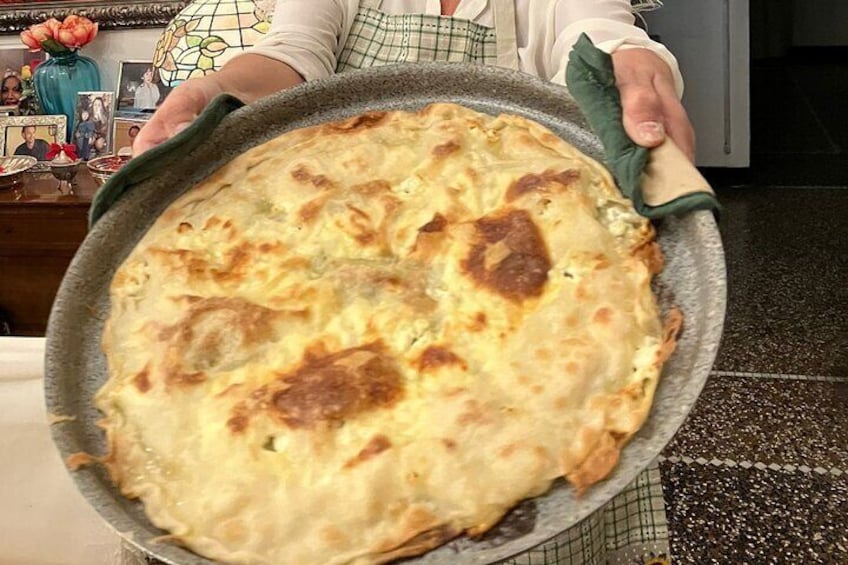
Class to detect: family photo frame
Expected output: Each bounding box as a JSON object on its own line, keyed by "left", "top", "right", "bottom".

{"left": 117, "top": 61, "right": 173, "bottom": 113}
{"left": 113, "top": 116, "right": 147, "bottom": 156}
{"left": 0, "top": 45, "right": 42, "bottom": 110}
{"left": 0, "top": 114, "right": 67, "bottom": 161}
{"left": 73, "top": 91, "right": 115, "bottom": 161}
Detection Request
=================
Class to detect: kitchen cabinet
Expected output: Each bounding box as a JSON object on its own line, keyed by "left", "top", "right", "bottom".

{"left": 645, "top": 0, "right": 750, "bottom": 167}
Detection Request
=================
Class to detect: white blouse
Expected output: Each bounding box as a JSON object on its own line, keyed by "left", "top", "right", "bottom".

{"left": 246, "top": 0, "right": 683, "bottom": 96}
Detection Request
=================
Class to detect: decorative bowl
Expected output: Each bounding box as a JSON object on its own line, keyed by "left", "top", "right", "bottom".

{"left": 50, "top": 159, "right": 82, "bottom": 189}
{"left": 0, "top": 155, "right": 37, "bottom": 190}
{"left": 87, "top": 154, "right": 131, "bottom": 186}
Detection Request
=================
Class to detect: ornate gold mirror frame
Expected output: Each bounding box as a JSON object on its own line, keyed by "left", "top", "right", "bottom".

{"left": 0, "top": 1, "right": 188, "bottom": 34}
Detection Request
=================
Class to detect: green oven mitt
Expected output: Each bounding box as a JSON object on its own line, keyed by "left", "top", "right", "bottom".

{"left": 566, "top": 33, "right": 720, "bottom": 219}
{"left": 88, "top": 94, "right": 244, "bottom": 227}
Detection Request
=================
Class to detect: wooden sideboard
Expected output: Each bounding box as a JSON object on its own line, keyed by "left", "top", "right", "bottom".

{"left": 0, "top": 169, "right": 96, "bottom": 336}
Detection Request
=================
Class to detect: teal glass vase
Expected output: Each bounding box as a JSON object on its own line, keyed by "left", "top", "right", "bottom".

{"left": 34, "top": 51, "right": 101, "bottom": 141}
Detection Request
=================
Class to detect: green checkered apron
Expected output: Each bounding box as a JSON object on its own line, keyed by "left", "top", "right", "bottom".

{"left": 502, "top": 460, "right": 672, "bottom": 565}
{"left": 336, "top": 0, "right": 519, "bottom": 72}
{"left": 333, "top": 2, "right": 672, "bottom": 563}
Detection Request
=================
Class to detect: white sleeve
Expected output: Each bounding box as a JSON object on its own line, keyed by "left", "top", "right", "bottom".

{"left": 548, "top": 0, "right": 684, "bottom": 98}
{"left": 239, "top": 0, "right": 345, "bottom": 81}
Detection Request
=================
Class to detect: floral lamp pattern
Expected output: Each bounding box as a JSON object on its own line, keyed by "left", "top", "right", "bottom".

{"left": 153, "top": 0, "right": 273, "bottom": 87}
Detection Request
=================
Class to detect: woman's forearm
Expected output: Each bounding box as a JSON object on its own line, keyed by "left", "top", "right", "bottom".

{"left": 211, "top": 54, "right": 306, "bottom": 104}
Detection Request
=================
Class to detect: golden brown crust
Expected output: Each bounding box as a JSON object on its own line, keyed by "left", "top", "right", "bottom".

{"left": 343, "top": 435, "right": 392, "bottom": 469}
{"left": 325, "top": 111, "right": 388, "bottom": 134}
{"left": 505, "top": 169, "right": 580, "bottom": 203}
{"left": 65, "top": 452, "right": 96, "bottom": 471}
{"left": 566, "top": 432, "right": 622, "bottom": 494}
{"left": 266, "top": 343, "right": 405, "bottom": 430}
{"left": 417, "top": 345, "right": 467, "bottom": 372}
{"left": 658, "top": 307, "right": 684, "bottom": 365}
{"left": 132, "top": 364, "right": 152, "bottom": 393}
{"left": 632, "top": 239, "right": 665, "bottom": 275}
{"left": 371, "top": 525, "right": 460, "bottom": 564}
{"left": 46, "top": 412, "right": 76, "bottom": 425}
{"left": 462, "top": 209, "right": 552, "bottom": 302}
{"left": 97, "top": 103, "right": 672, "bottom": 565}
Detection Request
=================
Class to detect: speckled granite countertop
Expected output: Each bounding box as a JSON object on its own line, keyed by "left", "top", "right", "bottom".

{"left": 658, "top": 185, "right": 847, "bottom": 562}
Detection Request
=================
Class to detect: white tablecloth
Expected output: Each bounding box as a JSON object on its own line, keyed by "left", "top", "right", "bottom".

{"left": 0, "top": 337, "right": 125, "bottom": 565}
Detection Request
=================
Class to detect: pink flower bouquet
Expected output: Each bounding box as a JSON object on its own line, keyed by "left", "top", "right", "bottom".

{"left": 20, "top": 15, "right": 98, "bottom": 55}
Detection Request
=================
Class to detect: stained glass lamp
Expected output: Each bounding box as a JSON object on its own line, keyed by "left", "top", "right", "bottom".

{"left": 153, "top": 0, "right": 273, "bottom": 87}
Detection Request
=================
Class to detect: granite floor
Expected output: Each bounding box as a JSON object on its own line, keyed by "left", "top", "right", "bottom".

{"left": 661, "top": 50, "right": 848, "bottom": 563}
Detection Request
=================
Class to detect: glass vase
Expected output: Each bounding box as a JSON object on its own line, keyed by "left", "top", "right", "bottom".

{"left": 34, "top": 51, "right": 101, "bottom": 141}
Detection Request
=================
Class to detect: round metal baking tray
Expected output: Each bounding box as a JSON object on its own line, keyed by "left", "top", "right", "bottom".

{"left": 45, "top": 62, "right": 726, "bottom": 565}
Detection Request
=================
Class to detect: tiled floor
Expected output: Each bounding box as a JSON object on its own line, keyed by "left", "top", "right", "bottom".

{"left": 661, "top": 461, "right": 847, "bottom": 562}
{"left": 712, "top": 186, "right": 847, "bottom": 376}
{"left": 661, "top": 51, "right": 848, "bottom": 563}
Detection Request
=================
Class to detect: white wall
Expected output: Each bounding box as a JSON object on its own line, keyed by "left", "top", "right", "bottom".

{"left": 0, "top": 28, "right": 165, "bottom": 92}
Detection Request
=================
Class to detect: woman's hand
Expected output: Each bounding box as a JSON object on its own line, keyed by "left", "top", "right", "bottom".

{"left": 132, "top": 56, "right": 305, "bottom": 157}
{"left": 132, "top": 75, "right": 224, "bottom": 157}
{"left": 611, "top": 48, "right": 695, "bottom": 162}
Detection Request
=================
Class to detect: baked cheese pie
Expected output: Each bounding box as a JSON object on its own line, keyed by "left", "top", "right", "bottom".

{"left": 97, "top": 103, "right": 680, "bottom": 565}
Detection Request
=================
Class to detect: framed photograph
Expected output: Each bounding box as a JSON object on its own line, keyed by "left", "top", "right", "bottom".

{"left": 113, "top": 116, "right": 148, "bottom": 156}
{"left": 0, "top": 45, "right": 43, "bottom": 109}
{"left": 73, "top": 91, "right": 115, "bottom": 161}
{"left": 0, "top": 115, "right": 67, "bottom": 161}
{"left": 117, "top": 61, "right": 173, "bottom": 112}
